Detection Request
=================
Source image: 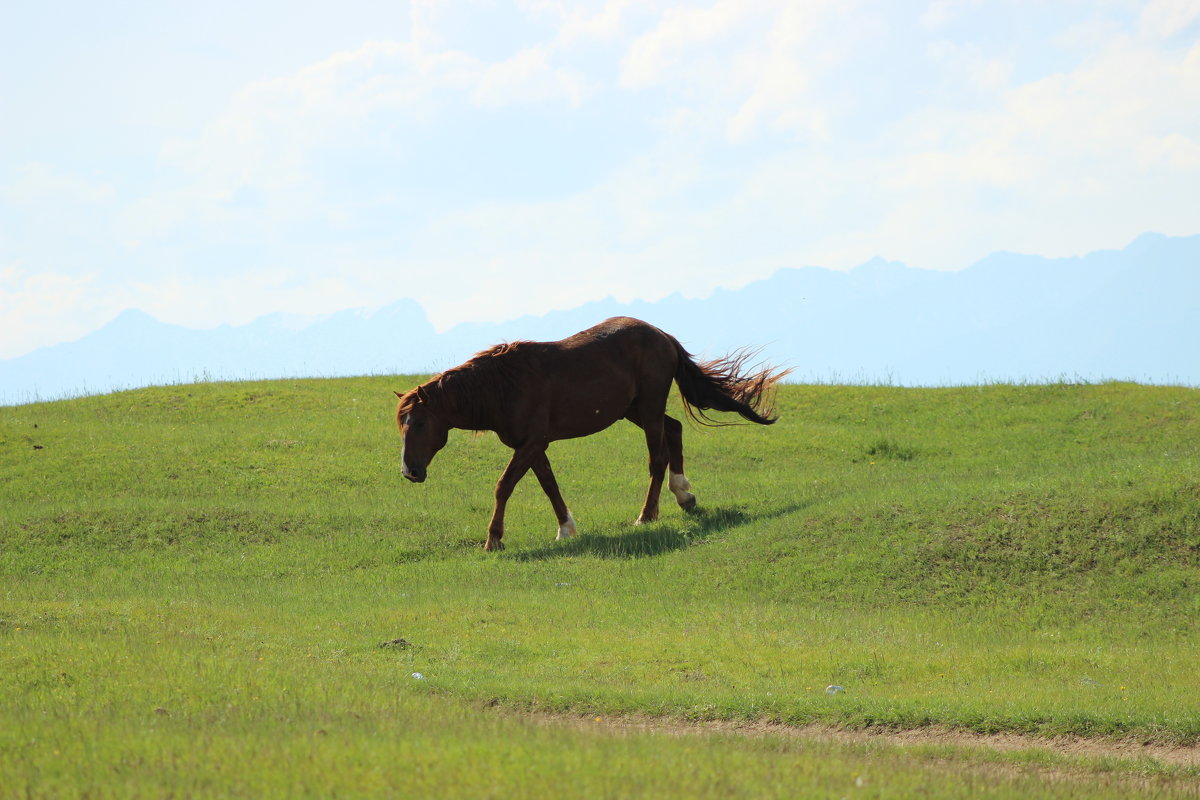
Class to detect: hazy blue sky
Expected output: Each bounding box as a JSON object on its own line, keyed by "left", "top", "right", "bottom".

{"left": 2, "top": 0, "right": 1198, "bottom": 359}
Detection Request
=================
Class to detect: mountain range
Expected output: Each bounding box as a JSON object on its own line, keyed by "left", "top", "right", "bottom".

{"left": 2, "top": 232, "right": 1197, "bottom": 405}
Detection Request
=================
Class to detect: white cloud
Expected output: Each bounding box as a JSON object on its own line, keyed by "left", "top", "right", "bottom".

{"left": 551, "top": 0, "right": 640, "bottom": 44}
{"left": 620, "top": 0, "right": 754, "bottom": 89}
{"left": 1139, "top": 0, "right": 1200, "bottom": 38}
{"left": 925, "top": 40, "right": 1013, "bottom": 95}
{"left": 725, "top": 4, "right": 834, "bottom": 142}
{"left": 4, "top": 0, "right": 1200, "bottom": 361}
{"left": 619, "top": 1, "right": 847, "bottom": 143}
{"left": 125, "top": 34, "right": 598, "bottom": 246}
{"left": 2, "top": 163, "right": 114, "bottom": 206}
{"left": 920, "top": 0, "right": 982, "bottom": 31}
{"left": 157, "top": 40, "right": 464, "bottom": 189}
{"left": 0, "top": 266, "right": 100, "bottom": 359}
{"left": 856, "top": 31, "right": 1200, "bottom": 266}
{"left": 471, "top": 44, "right": 589, "bottom": 107}
{"left": 1139, "top": 131, "right": 1200, "bottom": 169}
{"left": 122, "top": 268, "right": 376, "bottom": 331}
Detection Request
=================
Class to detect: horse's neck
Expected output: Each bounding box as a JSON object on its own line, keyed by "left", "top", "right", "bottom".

{"left": 436, "top": 375, "right": 497, "bottom": 431}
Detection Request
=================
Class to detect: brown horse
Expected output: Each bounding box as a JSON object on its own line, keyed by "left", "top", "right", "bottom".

{"left": 394, "top": 316, "right": 789, "bottom": 551}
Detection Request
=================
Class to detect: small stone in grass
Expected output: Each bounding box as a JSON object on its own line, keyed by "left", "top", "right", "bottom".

{"left": 379, "top": 638, "right": 410, "bottom": 649}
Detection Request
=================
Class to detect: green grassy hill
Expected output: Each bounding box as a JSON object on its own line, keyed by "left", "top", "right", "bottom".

{"left": 3, "top": 379, "right": 1199, "bottom": 797}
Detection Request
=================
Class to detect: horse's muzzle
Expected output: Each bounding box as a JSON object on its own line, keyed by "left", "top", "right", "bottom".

{"left": 402, "top": 467, "right": 426, "bottom": 483}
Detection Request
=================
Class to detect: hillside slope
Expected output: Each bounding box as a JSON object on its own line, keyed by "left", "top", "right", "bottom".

{"left": 3, "top": 380, "right": 1199, "bottom": 747}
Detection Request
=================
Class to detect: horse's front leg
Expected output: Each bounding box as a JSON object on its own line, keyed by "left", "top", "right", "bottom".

{"left": 485, "top": 450, "right": 534, "bottom": 551}
{"left": 530, "top": 451, "right": 575, "bottom": 540}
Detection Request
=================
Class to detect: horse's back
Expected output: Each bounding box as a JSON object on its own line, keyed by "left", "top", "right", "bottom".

{"left": 558, "top": 316, "right": 675, "bottom": 359}
{"left": 525, "top": 318, "right": 679, "bottom": 438}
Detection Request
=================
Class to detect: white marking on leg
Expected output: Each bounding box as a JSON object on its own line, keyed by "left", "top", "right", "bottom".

{"left": 669, "top": 472, "right": 696, "bottom": 509}
{"left": 556, "top": 510, "right": 577, "bottom": 540}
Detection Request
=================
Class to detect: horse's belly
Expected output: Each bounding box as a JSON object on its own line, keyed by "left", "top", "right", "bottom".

{"left": 553, "top": 411, "right": 622, "bottom": 440}
{"left": 548, "top": 384, "right": 632, "bottom": 440}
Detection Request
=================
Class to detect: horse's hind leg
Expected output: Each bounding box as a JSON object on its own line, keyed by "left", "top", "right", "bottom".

{"left": 530, "top": 452, "right": 576, "bottom": 540}
{"left": 663, "top": 414, "right": 697, "bottom": 512}
{"left": 626, "top": 409, "right": 669, "bottom": 525}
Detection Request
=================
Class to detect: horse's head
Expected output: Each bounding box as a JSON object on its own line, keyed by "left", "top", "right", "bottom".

{"left": 394, "top": 385, "right": 449, "bottom": 483}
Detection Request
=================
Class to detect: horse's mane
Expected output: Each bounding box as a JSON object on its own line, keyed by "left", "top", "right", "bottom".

{"left": 397, "top": 341, "right": 534, "bottom": 430}
{"left": 467, "top": 341, "right": 529, "bottom": 362}
{"left": 395, "top": 387, "right": 421, "bottom": 419}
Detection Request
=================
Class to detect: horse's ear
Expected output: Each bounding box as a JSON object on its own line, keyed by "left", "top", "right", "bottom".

{"left": 393, "top": 391, "right": 403, "bottom": 399}
{"left": 416, "top": 385, "right": 429, "bottom": 403}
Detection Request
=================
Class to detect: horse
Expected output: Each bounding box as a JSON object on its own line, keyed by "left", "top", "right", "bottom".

{"left": 394, "top": 316, "right": 789, "bottom": 551}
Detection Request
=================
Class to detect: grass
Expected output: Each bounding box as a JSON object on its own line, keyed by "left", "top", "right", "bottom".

{"left": 2, "top": 378, "right": 1199, "bottom": 797}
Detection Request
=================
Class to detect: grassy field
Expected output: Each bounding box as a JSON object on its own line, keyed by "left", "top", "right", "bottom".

{"left": 2, "top": 378, "right": 1199, "bottom": 797}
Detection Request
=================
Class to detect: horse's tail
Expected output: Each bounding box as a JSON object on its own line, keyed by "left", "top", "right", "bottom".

{"left": 669, "top": 336, "right": 791, "bottom": 426}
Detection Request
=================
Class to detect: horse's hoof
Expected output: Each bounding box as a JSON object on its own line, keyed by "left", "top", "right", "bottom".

{"left": 678, "top": 493, "right": 697, "bottom": 512}
{"left": 483, "top": 538, "right": 505, "bottom": 552}
{"left": 556, "top": 511, "right": 577, "bottom": 540}
{"left": 634, "top": 513, "right": 658, "bottom": 525}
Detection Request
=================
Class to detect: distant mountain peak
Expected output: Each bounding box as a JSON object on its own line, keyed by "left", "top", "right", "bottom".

{"left": 852, "top": 256, "right": 908, "bottom": 274}
{"left": 2, "top": 232, "right": 1197, "bottom": 404}
{"left": 106, "top": 308, "right": 162, "bottom": 328}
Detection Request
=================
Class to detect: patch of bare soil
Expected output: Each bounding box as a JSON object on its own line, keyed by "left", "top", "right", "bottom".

{"left": 537, "top": 712, "right": 1200, "bottom": 771}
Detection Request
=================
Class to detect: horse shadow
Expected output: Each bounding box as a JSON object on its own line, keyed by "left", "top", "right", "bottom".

{"left": 509, "top": 502, "right": 809, "bottom": 561}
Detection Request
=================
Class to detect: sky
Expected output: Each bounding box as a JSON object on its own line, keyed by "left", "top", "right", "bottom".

{"left": 1, "top": 0, "right": 1198, "bottom": 360}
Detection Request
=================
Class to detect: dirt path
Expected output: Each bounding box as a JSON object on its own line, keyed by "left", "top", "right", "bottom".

{"left": 540, "top": 712, "right": 1200, "bottom": 770}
